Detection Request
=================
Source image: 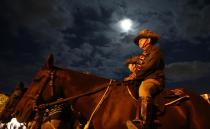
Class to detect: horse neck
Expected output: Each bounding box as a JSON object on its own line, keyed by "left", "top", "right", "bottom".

{"left": 71, "top": 83, "right": 137, "bottom": 124}
{"left": 60, "top": 69, "right": 111, "bottom": 118}
{"left": 60, "top": 69, "right": 110, "bottom": 94}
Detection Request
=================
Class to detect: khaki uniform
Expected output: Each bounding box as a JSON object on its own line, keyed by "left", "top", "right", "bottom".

{"left": 125, "top": 29, "right": 165, "bottom": 128}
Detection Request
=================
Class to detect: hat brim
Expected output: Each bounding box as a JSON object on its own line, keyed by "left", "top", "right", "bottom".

{"left": 134, "top": 35, "right": 159, "bottom": 45}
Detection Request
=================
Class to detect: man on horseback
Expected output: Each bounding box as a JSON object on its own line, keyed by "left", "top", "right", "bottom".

{"left": 124, "top": 29, "right": 165, "bottom": 129}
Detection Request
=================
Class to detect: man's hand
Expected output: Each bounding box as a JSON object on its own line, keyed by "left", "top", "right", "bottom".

{"left": 125, "top": 56, "right": 138, "bottom": 66}
{"left": 124, "top": 76, "right": 131, "bottom": 81}
{"left": 128, "top": 64, "right": 136, "bottom": 72}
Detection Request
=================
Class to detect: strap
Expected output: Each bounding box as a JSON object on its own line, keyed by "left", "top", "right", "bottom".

{"left": 25, "top": 70, "right": 56, "bottom": 104}
{"left": 164, "top": 95, "right": 190, "bottom": 106}
{"left": 84, "top": 79, "right": 113, "bottom": 129}
{"left": 126, "top": 86, "right": 138, "bottom": 101}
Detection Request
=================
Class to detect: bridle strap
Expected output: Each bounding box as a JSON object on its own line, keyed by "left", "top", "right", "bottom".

{"left": 25, "top": 70, "right": 56, "bottom": 101}
{"left": 48, "top": 70, "right": 56, "bottom": 98}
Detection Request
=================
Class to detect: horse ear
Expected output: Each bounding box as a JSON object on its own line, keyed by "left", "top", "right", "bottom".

{"left": 43, "top": 53, "right": 54, "bottom": 69}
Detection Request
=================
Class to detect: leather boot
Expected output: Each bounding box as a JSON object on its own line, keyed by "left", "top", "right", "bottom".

{"left": 125, "top": 97, "right": 143, "bottom": 129}
{"left": 140, "top": 96, "right": 153, "bottom": 129}
{"left": 132, "top": 98, "right": 142, "bottom": 128}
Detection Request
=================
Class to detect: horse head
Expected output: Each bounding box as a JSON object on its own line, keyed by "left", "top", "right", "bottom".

{"left": 13, "top": 54, "right": 110, "bottom": 128}
{"left": 0, "top": 82, "right": 26, "bottom": 123}
{"left": 14, "top": 54, "right": 56, "bottom": 123}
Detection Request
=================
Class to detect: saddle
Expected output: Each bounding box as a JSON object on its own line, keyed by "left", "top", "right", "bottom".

{"left": 154, "top": 88, "right": 190, "bottom": 114}
{"left": 127, "top": 85, "right": 190, "bottom": 114}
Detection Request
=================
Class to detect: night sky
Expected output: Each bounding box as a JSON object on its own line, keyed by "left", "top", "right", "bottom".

{"left": 0, "top": 0, "right": 210, "bottom": 94}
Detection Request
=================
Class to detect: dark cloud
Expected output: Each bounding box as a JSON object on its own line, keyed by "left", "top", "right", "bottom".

{"left": 161, "top": 38, "right": 210, "bottom": 63}
{"left": 0, "top": 0, "right": 210, "bottom": 93}
{"left": 165, "top": 61, "right": 210, "bottom": 82}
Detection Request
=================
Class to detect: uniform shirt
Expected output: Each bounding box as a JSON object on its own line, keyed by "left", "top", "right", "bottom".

{"left": 126, "top": 45, "right": 165, "bottom": 85}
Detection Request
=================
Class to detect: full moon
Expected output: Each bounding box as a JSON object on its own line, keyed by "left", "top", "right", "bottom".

{"left": 119, "top": 18, "right": 133, "bottom": 32}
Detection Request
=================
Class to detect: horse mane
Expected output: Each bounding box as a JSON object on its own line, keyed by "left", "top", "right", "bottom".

{"left": 62, "top": 67, "right": 108, "bottom": 78}
{"left": 55, "top": 66, "right": 111, "bottom": 86}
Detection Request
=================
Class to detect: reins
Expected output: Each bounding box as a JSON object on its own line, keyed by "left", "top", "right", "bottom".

{"left": 35, "top": 75, "right": 136, "bottom": 110}
{"left": 37, "top": 80, "right": 113, "bottom": 109}
{"left": 84, "top": 79, "right": 112, "bottom": 129}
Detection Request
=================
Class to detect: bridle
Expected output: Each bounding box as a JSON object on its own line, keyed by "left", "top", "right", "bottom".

{"left": 25, "top": 69, "right": 56, "bottom": 101}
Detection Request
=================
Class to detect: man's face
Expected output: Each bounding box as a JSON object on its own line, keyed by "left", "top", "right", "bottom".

{"left": 138, "top": 38, "right": 150, "bottom": 49}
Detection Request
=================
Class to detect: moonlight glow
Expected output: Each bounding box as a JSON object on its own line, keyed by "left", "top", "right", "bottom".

{"left": 119, "top": 18, "right": 133, "bottom": 32}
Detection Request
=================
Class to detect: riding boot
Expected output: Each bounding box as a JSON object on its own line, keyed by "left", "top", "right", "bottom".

{"left": 140, "top": 96, "right": 153, "bottom": 129}
{"left": 132, "top": 98, "right": 142, "bottom": 127}
{"left": 126, "top": 97, "right": 142, "bottom": 129}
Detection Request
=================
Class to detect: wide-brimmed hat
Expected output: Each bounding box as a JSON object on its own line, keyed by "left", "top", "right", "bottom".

{"left": 134, "top": 29, "right": 160, "bottom": 45}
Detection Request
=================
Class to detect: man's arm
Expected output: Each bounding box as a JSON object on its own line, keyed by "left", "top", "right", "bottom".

{"left": 125, "top": 55, "right": 139, "bottom": 65}
{"left": 134, "top": 47, "right": 162, "bottom": 79}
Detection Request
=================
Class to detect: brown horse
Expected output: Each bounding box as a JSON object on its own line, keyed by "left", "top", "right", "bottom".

{"left": 0, "top": 92, "right": 9, "bottom": 129}
{"left": 0, "top": 82, "right": 26, "bottom": 123}
{"left": 14, "top": 55, "right": 210, "bottom": 129}
{"left": 0, "top": 82, "right": 26, "bottom": 129}
{"left": 0, "top": 82, "right": 76, "bottom": 129}
{"left": 0, "top": 93, "right": 9, "bottom": 114}
{"left": 0, "top": 81, "right": 75, "bottom": 129}
{"left": 11, "top": 57, "right": 78, "bottom": 129}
